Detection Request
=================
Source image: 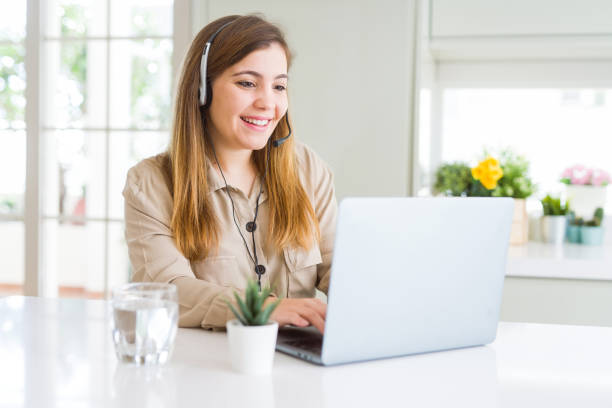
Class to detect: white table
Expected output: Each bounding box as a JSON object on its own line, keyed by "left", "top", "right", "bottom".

{"left": 1, "top": 296, "right": 611, "bottom": 407}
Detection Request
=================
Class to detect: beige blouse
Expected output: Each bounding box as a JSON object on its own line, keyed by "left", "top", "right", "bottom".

{"left": 123, "top": 142, "right": 337, "bottom": 330}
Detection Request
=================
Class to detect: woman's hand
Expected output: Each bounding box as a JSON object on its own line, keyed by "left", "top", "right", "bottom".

{"left": 265, "top": 297, "right": 327, "bottom": 334}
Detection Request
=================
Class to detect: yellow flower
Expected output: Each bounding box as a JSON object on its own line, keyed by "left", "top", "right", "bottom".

{"left": 471, "top": 156, "right": 503, "bottom": 190}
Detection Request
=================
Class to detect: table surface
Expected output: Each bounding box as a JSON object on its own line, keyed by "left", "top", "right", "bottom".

{"left": 1, "top": 296, "right": 611, "bottom": 408}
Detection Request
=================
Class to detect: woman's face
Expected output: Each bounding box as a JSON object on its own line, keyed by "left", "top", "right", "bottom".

{"left": 208, "top": 42, "right": 289, "bottom": 152}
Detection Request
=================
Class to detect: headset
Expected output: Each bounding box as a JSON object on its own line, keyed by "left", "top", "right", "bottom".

{"left": 199, "top": 19, "right": 292, "bottom": 290}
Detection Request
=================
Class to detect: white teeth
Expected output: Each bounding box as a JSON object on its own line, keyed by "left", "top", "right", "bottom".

{"left": 242, "top": 117, "right": 269, "bottom": 126}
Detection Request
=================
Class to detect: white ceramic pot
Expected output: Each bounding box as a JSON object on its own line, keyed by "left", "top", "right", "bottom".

{"left": 226, "top": 319, "right": 278, "bottom": 375}
{"left": 565, "top": 185, "right": 607, "bottom": 219}
{"left": 540, "top": 215, "right": 567, "bottom": 245}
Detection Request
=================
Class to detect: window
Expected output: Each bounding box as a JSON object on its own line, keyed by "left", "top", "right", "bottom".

{"left": 0, "top": 0, "right": 181, "bottom": 297}
{"left": 0, "top": 0, "right": 27, "bottom": 295}
{"left": 440, "top": 89, "right": 612, "bottom": 210}
{"left": 419, "top": 61, "right": 612, "bottom": 214}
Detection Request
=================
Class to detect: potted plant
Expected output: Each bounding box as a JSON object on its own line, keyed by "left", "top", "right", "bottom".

{"left": 433, "top": 162, "right": 473, "bottom": 197}
{"left": 433, "top": 149, "right": 535, "bottom": 245}
{"left": 225, "top": 279, "right": 281, "bottom": 375}
{"left": 561, "top": 165, "right": 610, "bottom": 219}
{"left": 434, "top": 157, "right": 504, "bottom": 198}
{"left": 566, "top": 212, "right": 583, "bottom": 244}
{"left": 434, "top": 151, "right": 535, "bottom": 245}
{"left": 540, "top": 195, "right": 570, "bottom": 245}
{"left": 489, "top": 150, "right": 536, "bottom": 245}
{"left": 581, "top": 207, "right": 605, "bottom": 246}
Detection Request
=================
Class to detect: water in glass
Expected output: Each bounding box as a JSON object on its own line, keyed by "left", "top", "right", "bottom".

{"left": 111, "top": 283, "right": 178, "bottom": 365}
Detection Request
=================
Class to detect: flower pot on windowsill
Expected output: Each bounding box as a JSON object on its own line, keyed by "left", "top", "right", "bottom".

{"left": 540, "top": 215, "right": 567, "bottom": 245}
{"left": 580, "top": 226, "right": 605, "bottom": 246}
{"left": 566, "top": 225, "right": 582, "bottom": 243}
{"left": 565, "top": 185, "right": 607, "bottom": 219}
{"left": 509, "top": 198, "right": 528, "bottom": 245}
{"left": 226, "top": 319, "right": 278, "bottom": 375}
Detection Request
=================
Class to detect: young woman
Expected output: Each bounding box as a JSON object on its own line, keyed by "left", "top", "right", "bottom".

{"left": 123, "top": 15, "right": 337, "bottom": 333}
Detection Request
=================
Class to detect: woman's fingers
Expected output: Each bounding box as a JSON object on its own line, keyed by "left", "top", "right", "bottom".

{"left": 300, "top": 307, "right": 325, "bottom": 334}
{"left": 309, "top": 298, "right": 327, "bottom": 320}
{"left": 289, "top": 313, "right": 309, "bottom": 327}
{"left": 268, "top": 298, "right": 327, "bottom": 333}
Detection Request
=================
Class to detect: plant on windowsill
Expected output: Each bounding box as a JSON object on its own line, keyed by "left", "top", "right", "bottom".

{"left": 433, "top": 162, "right": 473, "bottom": 197}
{"left": 434, "top": 150, "right": 535, "bottom": 245}
{"left": 540, "top": 195, "right": 570, "bottom": 245}
{"left": 561, "top": 165, "right": 610, "bottom": 219}
{"left": 433, "top": 158, "right": 504, "bottom": 197}
{"left": 489, "top": 150, "right": 535, "bottom": 199}
{"left": 567, "top": 212, "right": 583, "bottom": 244}
{"left": 224, "top": 279, "right": 281, "bottom": 375}
{"left": 567, "top": 208, "right": 605, "bottom": 245}
{"left": 581, "top": 208, "right": 605, "bottom": 246}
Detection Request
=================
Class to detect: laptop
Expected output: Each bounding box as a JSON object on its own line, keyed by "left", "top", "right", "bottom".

{"left": 275, "top": 197, "right": 514, "bottom": 366}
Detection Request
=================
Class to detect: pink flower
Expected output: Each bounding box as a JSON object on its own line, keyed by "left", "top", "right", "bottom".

{"left": 591, "top": 169, "right": 611, "bottom": 186}
{"left": 561, "top": 164, "right": 610, "bottom": 186}
{"left": 561, "top": 166, "right": 578, "bottom": 179}
{"left": 570, "top": 167, "right": 591, "bottom": 185}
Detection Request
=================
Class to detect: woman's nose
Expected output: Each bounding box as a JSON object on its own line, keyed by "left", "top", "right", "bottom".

{"left": 254, "top": 87, "right": 275, "bottom": 110}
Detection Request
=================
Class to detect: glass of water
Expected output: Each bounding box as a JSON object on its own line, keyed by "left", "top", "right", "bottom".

{"left": 111, "top": 283, "right": 179, "bottom": 365}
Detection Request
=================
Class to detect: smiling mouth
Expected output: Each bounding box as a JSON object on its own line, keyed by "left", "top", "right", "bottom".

{"left": 241, "top": 116, "right": 271, "bottom": 127}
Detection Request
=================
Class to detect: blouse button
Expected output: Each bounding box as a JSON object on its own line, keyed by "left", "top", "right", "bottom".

{"left": 255, "top": 264, "right": 266, "bottom": 275}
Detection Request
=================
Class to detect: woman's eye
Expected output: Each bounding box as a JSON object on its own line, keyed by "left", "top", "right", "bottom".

{"left": 274, "top": 84, "right": 287, "bottom": 91}
{"left": 237, "top": 81, "right": 255, "bottom": 88}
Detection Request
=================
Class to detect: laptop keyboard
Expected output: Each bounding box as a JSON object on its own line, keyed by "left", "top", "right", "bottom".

{"left": 277, "top": 326, "right": 323, "bottom": 354}
{"left": 281, "top": 338, "right": 322, "bottom": 354}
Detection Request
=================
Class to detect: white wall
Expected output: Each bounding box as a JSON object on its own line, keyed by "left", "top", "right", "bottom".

{"left": 192, "top": 0, "right": 420, "bottom": 199}
{"left": 431, "top": 0, "right": 612, "bottom": 38}
{"left": 429, "top": 0, "right": 612, "bottom": 60}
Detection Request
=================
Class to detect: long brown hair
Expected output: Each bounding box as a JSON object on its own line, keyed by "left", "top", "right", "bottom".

{"left": 167, "top": 15, "right": 319, "bottom": 261}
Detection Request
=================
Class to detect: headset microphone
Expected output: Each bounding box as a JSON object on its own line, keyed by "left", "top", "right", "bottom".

{"left": 272, "top": 113, "right": 292, "bottom": 147}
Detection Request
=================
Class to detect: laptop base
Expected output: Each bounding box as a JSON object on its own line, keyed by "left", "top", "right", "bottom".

{"left": 276, "top": 326, "right": 324, "bottom": 365}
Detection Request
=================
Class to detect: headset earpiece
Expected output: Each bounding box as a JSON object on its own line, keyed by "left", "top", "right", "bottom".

{"left": 199, "top": 21, "right": 234, "bottom": 106}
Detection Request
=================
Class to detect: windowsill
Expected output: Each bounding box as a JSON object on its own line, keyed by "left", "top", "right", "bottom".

{"left": 507, "top": 241, "right": 612, "bottom": 281}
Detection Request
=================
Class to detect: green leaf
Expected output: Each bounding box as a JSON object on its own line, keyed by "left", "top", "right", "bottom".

{"left": 256, "top": 299, "right": 280, "bottom": 325}
{"left": 433, "top": 162, "right": 472, "bottom": 197}
{"left": 245, "top": 283, "right": 253, "bottom": 312}
{"left": 235, "top": 293, "right": 254, "bottom": 323}
{"left": 228, "top": 281, "right": 281, "bottom": 326}
{"left": 246, "top": 279, "right": 258, "bottom": 312}
{"left": 224, "top": 299, "right": 247, "bottom": 325}
{"left": 540, "top": 194, "right": 570, "bottom": 216}
{"left": 253, "top": 294, "right": 265, "bottom": 316}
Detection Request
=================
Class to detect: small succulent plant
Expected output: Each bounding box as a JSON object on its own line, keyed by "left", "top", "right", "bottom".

{"left": 569, "top": 215, "right": 584, "bottom": 226}
{"left": 585, "top": 207, "right": 605, "bottom": 227}
{"left": 225, "top": 279, "right": 281, "bottom": 326}
{"left": 541, "top": 195, "right": 570, "bottom": 216}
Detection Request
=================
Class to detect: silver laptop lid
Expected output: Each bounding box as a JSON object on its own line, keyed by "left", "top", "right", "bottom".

{"left": 322, "top": 197, "right": 514, "bottom": 365}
